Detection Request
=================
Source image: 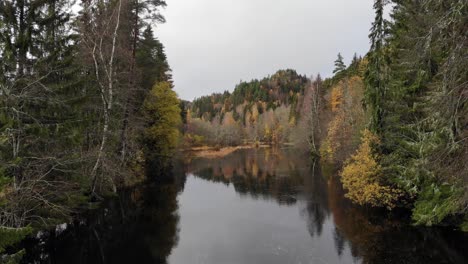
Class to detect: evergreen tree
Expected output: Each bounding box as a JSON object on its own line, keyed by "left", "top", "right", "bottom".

{"left": 365, "top": 0, "right": 388, "bottom": 134}
{"left": 348, "top": 53, "right": 360, "bottom": 76}
{"left": 137, "top": 25, "right": 172, "bottom": 91}
{"left": 119, "top": 0, "right": 167, "bottom": 163}
{"left": 383, "top": 0, "right": 467, "bottom": 225}
{"left": 0, "top": 0, "right": 84, "bottom": 238}
{"left": 333, "top": 53, "right": 346, "bottom": 74}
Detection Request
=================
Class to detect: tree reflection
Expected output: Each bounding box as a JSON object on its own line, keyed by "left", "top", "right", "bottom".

{"left": 302, "top": 160, "right": 330, "bottom": 237}
{"left": 19, "top": 148, "right": 467, "bottom": 264}
{"left": 186, "top": 147, "right": 306, "bottom": 205}
{"left": 22, "top": 164, "right": 184, "bottom": 264}
{"left": 184, "top": 148, "right": 468, "bottom": 264}
{"left": 325, "top": 163, "right": 468, "bottom": 264}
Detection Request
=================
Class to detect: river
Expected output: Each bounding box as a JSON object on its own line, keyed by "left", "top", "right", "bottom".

{"left": 20, "top": 147, "right": 467, "bottom": 264}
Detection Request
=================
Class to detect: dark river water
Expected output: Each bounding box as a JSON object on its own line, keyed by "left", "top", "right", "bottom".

{"left": 20, "top": 147, "right": 467, "bottom": 264}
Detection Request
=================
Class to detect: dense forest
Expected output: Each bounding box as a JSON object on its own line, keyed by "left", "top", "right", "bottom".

{"left": 0, "top": 0, "right": 467, "bottom": 262}
{"left": 0, "top": 0, "right": 182, "bottom": 261}
{"left": 181, "top": 0, "right": 467, "bottom": 230}
{"left": 333, "top": 0, "right": 467, "bottom": 228}
{"left": 184, "top": 69, "right": 311, "bottom": 146}
{"left": 319, "top": 0, "right": 467, "bottom": 229}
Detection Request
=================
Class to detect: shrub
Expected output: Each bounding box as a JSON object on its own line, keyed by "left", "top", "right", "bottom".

{"left": 341, "top": 129, "right": 402, "bottom": 209}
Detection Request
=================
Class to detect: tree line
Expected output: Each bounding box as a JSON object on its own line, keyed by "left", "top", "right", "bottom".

{"left": 179, "top": 0, "right": 468, "bottom": 230}
{"left": 316, "top": 0, "right": 467, "bottom": 229}
{"left": 184, "top": 69, "right": 312, "bottom": 147}
{"left": 0, "top": 0, "right": 181, "bottom": 259}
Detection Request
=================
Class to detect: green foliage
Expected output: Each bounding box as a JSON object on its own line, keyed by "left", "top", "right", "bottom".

{"left": 333, "top": 53, "right": 346, "bottom": 75}
{"left": 192, "top": 69, "right": 308, "bottom": 120}
{"left": 143, "top": 81, "right": 182, "bottom": 159}
{"left": 337, "top": 0, "right": 468, "bottom": 226}
{"left": 1, "top": 249, "right": 26, "bottom": 264}
{"left": 364, "top": 0, "right": 389, "bottom": 134}
{"left": 460, "top": 217, "right": 468, "bottom": 232}
{"left": 0, "top": 0, "right": 88, "bottom": 229}
{"left": 137, "top": 25, "right": 172, "bottom": 90}
{"left": 0, "top": 0, "right": 175, "bottom": 238}
{"left": 412, "top": 181, "right": 464, "bottom": 226}
{"left": 0, "top": 226, "right": 32, "bottom": 253}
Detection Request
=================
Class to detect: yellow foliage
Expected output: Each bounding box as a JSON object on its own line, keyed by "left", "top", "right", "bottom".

{"left": 358, "top": 57, "right": 369, "bottom": 77}
{"left": 319, "top": 139, "right": 334, "bottom": 161}
{"left": 251, "top": 106, "right": 259, "bottom": 123}
{"left": 264, "top": 124, "right": 271, "bottom": 143}
{"left": 222, "top": 112, "right": 235, "bottom": 126}
{"left": 340, "top": 129, "right": 401, "bottom": 209}
{"left": 289, "top": 116, "right": 296, "bottom": 126}
{"left": 330, "top": 85, "right": 343, "bottom": 112}
{"left": 321, "top": 76, "right": 367, "bottom": 163}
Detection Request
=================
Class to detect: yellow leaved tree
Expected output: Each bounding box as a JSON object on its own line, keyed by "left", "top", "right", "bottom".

{"left": 341, "top": 129, "right": 401, "bottom": 209}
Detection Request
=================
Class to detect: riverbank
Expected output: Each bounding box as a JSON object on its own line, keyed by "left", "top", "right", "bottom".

{"left": 186, "top": 145, "right": 258, "bottom": 158}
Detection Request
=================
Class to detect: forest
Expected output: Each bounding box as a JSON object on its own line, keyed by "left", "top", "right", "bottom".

{"left": 184, "top": 69, "right": 310, "bottom": 147}
{"left": 0, "top": 0, "right": 467, "bottom": 263}
{"left": 181, "top": 0, "right": 468, "bottom": 230}
{"left": 0, "top": 0, "right": 182, "bottom": 261}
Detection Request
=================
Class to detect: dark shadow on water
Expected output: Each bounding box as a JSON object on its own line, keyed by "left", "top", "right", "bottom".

{"left": 18, "top": 147, "right": 468, "bottom": 264}
{"left": 20, "top": 162, "right": 186, "bottom": 264}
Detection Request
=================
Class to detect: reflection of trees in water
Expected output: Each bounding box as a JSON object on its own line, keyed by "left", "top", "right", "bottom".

{"left": 22, "top": 166, "right": 185, "bottom": 264}
{"left": 333, "top": 227, "right": 346, "bottom": 257}
{"left": 186, "top": 148, "right": 307, "bottom": 205}
{"left": 327, "top": 168, "right": 468, "bottom": 264}
{"left": 302, "top": 160, "right": 330, "bottom": 237}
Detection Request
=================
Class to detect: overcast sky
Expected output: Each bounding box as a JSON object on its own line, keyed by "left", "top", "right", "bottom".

{"left": 155, "top": 0, "right": 375, "bottom": 100}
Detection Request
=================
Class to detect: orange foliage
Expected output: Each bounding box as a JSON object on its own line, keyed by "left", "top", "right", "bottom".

{"left": 222, "top": 112, "right": 236, "bottom": 126}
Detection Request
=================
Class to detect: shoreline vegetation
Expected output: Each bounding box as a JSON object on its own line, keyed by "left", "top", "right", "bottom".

{"left": 184, "top": 144, "right": 273, "bottom": 159}
{"left": 179, "top": 0, "right": 467, "bottom": 231}
{"left": 187, "top": 145, "right": 255, "bottom": 159}
{"left": 0, "top": 0, "right": 467, "bottom": 263}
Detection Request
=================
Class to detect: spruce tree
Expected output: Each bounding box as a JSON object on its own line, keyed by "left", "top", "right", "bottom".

{"left": 365, "top": 0, "right": 388, "bottom": 134}
{"left": 0, "top": 0, "right": 82, "bottom": 228}
{"left": 333, "top": 53, "right": 346, "bottom": 74}
{"left": 137, "top": 25, "right": 172, "bottom": 92}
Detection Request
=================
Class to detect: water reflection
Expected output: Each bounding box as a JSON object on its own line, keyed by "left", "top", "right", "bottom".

{"left": 21, "top": 168, "right": 184, "bottom": 264}
{"left": 185, "top": 147, "right": 306, "bottom": 205}
{"left": 20, "top": 147, "right": 468, "bottom": 264}
{"left": 174, "top": 147, "right": 467, "bottom": 264}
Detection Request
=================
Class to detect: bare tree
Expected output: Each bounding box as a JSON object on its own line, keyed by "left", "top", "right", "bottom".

{"left": 293, "top": 75, "right": 323, "bottom": 155}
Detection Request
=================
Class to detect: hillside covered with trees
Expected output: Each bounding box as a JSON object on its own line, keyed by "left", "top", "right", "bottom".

{"left": 183, "top": 69, "right": 314, "bottom": 146}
